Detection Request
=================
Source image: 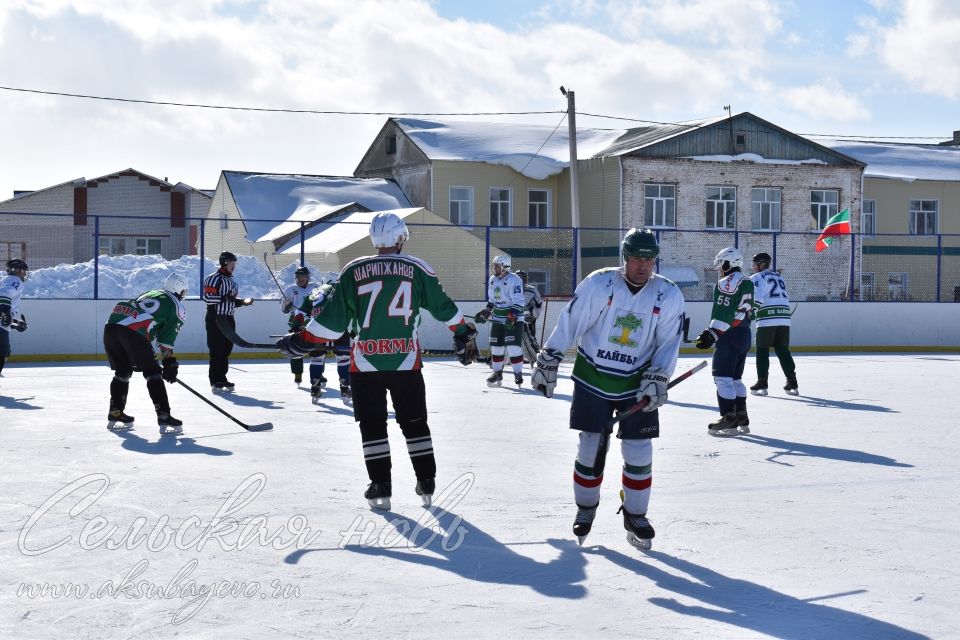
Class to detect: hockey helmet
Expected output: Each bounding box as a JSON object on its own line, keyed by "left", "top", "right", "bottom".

{"left": 294, "top": 266, "right": 310, "bottom": 277}
{"left": 714, "top": 246, "right": 744, "bottom": 273}
{"left": 369, "top": 212, "right": 410, "bottom": 249}
{"left": 752, "top": 252, "right": 772, "bottom": 267}
{"left": 6, "top": 258, "right": 29, "bottom": 277}
{"left": 219, "top": 251, "right": 238, "bottom": 266}
{"left": 492, "top": 254, "right": 512, "bottom": 270}
{"left": 163, "top": 272, "right": 188, "bottom": 300}
{"left": 621, "top": 228, "right": 659, "bottom": 261}
{"left": 514, "top": 269, "right": 528, "bottom": 283}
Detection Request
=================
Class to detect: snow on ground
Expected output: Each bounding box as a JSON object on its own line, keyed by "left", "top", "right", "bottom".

{"left": 1, "top": 354, "right": 956, "bottom": 639}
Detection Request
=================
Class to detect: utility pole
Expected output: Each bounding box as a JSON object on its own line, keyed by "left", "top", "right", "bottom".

{"left": 561, "top": 86, "right": 581, "bottom": 284}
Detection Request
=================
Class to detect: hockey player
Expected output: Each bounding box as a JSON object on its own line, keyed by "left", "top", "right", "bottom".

{"left": 749, "top": 252, "right": 798, "bottom": 396}
{"left": 0, "top": 259, "right": 29, "bottom": 381}
{"left": 531, "top": 228, "right": 686, "bottom": 551}
{"left": 276, "top": 212, "right": 479, "bottom": 510}
{"left": 103, "top": 273, "right": 187, "bottom": 434}
{"left": 695, "top": 247, "right": 754, "bottom": 436}
{"left": 281, "top": 266, "right": 313, "bottom": 385}
{"left": 203, "top": 251, "right": 253, "bottom": 392}
{"left": 296, "top": 272, "right": 353, "bottom": 404}
{"left": 515, "top": 269, "right": 544, "bottom": 364}
{"left": 475, "top": 255, "right": 526, "bottom": 387}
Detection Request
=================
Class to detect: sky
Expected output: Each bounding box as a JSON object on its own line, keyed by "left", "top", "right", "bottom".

{"left": 0, "top": 0, "right": 958, "bottom": 201}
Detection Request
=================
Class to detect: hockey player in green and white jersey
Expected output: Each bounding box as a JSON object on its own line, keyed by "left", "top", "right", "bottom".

{"left": 531, "top": 228, "right": 686, "bottom": 550}
{"left": 475, "top": 254, "right": 526, "bottom": 387}
{"left": 281, "top": 266, "right": 313, "bottom": 385}
{"left": 276, "top": 212, "right": 479, "bottom": 509}
{"left": 102, "top": 273, "right": 187, "bottom": 434}
{"left": 694, "top": 247, "right": 755, "bottom": 436}
{"left": 749, "top": 252, "right": 798, "bottom": 396}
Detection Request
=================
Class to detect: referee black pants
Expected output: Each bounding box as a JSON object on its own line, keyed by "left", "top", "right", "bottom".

{"left": 205, "top": 310, "right": 234, "bottom": 385}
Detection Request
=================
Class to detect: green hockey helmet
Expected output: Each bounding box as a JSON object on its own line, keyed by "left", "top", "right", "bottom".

{"left": 621, "top": 228, "right": 659, "bottom": 261}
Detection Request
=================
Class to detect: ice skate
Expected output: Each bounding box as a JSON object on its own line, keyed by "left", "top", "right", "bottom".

{"left": 708, "top": 412, "right": 742, "bottom": 436}
{"left": 294, "top": 372, "right": 302, "bottom": 385}
{"left": 339, "top": 379, "right": 353, "bottom": 405}
{"left": 784, "top": 376, "right": 799, "bottom": 396}
{"left": 364, "top": 481, "right": 392, "bottom": 510}
{"left": 750, "top": 378, "right": 768, "bottom": 396}
{"left": 618, "top": 506, "right": 655, "bottom": 550}
{"left": 317, "top": 374, "right": 328, "bottom": 388}
{"left": 736, "top": 410, "right": 751, "bottom": 434}
{"left": 107, "top": 409, "right": 135, "bottom": 432}
{"left": 211, "top": 380, "right": 235, "bottom": 393}
{"left": 514, "top": 372, "right": 523, "bottom": 387}
{"left": 573, "top": 503, "right": 598, "bottom": 546}
{"left": 415, "top": 478, "right": 435, "bottom": 508}
{"left": 486, "top": 370, "right": 503, "bottom": 387}
{"left": 310, "top": 379, "right": 323, "bottom": 405}
{"left": 158, "top": 413, "right": 183, "bottom": 435}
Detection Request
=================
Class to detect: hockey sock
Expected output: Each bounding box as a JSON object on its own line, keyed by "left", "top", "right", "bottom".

{"left": 309, "top": 361, "right": 325, "bottom": 383}
{"left": 290, "top": 358, "right": 304, "bottom": 375}
{"left": 717, "top": 393, "right": 737, "bottom": 415}
{"left": 755, "top": 347, "right": 770, "bottom": 378}
{"left": 573, "top": 432, "right": 603, "bottom": 507}
{"left": 775, "top": 346, "right": 796, "bottom": 377}
{"left": 109, "top": 375, "right": 130, "bottom": 410}
{"left": 336, "top": 355, "right": 350, "bottom": 385}
{"left": 735, "top": 396, "right": 747, "bottom": 412}
{"left": 145, "top": 374, "right": 171, "bottom": 414}
{"left": 714, "top": 377, "right": 738, "bottom": 414}
{"left": 509, "top": 355, "right": 523, "bottom": 373}
{"left": 360, "top": 422, "right": 392, "bottom": 483}
{"left": 621, "top": 439, "right": 653, "bottom": 515}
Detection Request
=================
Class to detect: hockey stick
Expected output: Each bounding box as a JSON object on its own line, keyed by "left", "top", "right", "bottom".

{"left": 216, "top": 316, "right": 277, "bottom": 349}
{"left": 592, "top": 359, "right": 708, "bottom": 476}
{"left": 175, "top": 379, "right": 273, "bottom": 431}
{"left": 681, "top": 316, "right": 696, "bottom": 344}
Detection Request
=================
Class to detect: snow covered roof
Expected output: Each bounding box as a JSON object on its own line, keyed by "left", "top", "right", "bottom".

{"left": 598, "top": 116, "right": 728, "bottom": 157}
{"left": 276, "top": 208, "right": 425, "bottom": 255}
{"left": 816, "top": 140, "right": 960, "bottom": 182}
{"left": 393, "top": 118, "right": 627, "bottom": 180}
{"left": 222, "top": 172, "right": 411, "bottom": 242}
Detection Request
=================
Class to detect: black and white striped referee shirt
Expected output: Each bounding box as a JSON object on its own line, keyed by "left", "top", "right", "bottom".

{"left": 203, "top": 271, "right": 239, "bottom": 316}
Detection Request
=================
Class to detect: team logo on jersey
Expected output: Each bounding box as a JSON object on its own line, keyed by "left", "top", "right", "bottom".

{"left": 608, "top": 311, "right": 643, "bottom": 348}
{"left": 355, "top": 338, "right": 416, "bottom": 356}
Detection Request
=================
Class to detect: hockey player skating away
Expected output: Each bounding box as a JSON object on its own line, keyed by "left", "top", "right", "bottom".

{"left": 277, "top": 212, "right": 479, "bottom": 510}
{"left": 203, "top": 251, "right": 253, "bottom": 393}
{"left": 0, "top": 259, "right": 30, "bottom": 387}
{"left": 531, "top": 228, "right": 686, "bottom": 550}
{"left": 281, "top": 266, "right": 313, "bottom": 385}
{"left": 749, "top": 252, "right": 798, "bottom": 396}
{"left": 475, "top": 255, "right": 526, "bottom": 387}
{"left": 295, "top": 272, "right": 353, "bottom": 405}
{"left": 515, "top": 269, "right": 544, "bottom": 365}
{"left": 695, "top": 247, "right": 754, "bottom": 436}
{"left": 102, "top": 274, "right": 187, "bottom": 434}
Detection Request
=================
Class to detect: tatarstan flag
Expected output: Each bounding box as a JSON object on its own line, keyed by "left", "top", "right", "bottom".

{"left": 815, "top": 208, "right": 851, "bottom": 252}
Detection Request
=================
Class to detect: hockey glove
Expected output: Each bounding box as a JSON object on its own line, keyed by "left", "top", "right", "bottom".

{"left": 276, "top": 332, "right": 311, "bottom": 358}
{"left": 14, "top": 314, "right": 27, "bottom": 332}
{"left": 695, "top": 329, "right": 718, "bottom": 350}
{"left": 161, "top": 357, "right": 179, "bottom": 383}
{"left": 226, "top": 294, "right": 254, "bottom": 307}
{"left": 473, "top": 307, "right": 492, "bottom": 324}
{"left": 281, "top": 299, "right": 293, "bottom": 314}
{"left": 453, "top": 324, "right": 480, "bottom": 365}
{"left": 637, "top": 368, "right": 669, "bottom": 412}
{"left": 532, "top": 348, "right": 563, "bottom": 398}
{"left": 0, "top": 304, "right": 10, "bottom": 328}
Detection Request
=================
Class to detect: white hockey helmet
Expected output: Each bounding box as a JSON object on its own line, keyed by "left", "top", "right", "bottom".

{"left": 492, "top": 254, "right": 512, "bottom": 270}
{"left": 369, "top": 212, "right": 410, "bottom": 249}
{"left": 163, "top": 272, "right": 188, "bottom": 299}
{"left": 714, "top": 246, "right": 744, "bottom": 273}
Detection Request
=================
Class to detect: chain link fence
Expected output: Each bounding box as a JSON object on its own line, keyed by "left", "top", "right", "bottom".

{"left": 2, "top": 211, "right": 957, "bottom": 302}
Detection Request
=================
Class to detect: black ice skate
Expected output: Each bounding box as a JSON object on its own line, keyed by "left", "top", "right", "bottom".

{"left": 415, "top": 478, "right": 436, "bottom": 508}
{"left": 339, "top": 379, "right": 352, "bottom": 405}
{"left": 212, "top": 380, "right": 235, "bottom": 393}
{"left": 317, "top": 374, "right": 328, "bottom": 387}
{"left": 784, "top": 376, "right": 799, "bottom": 396}
{"left": 294, "top": 372, "right": 302, "bottom": 384}
{"left": 708, "top": 412, "right": 744, "bottom": 437}
{"left": 158, "top": 413, "right": 183, "bottom": 435}
{"left": 617, "top": 506, "right": 655, "bottom": 550}
{"left": 107, "top": 409, "right": 135, "bottom": 432}
{"left": 486, "top": 370, "right": 503, "bottom": 387}
{"left": 736, "top": 410, "right": 751, "bottom": 434}
{"left": 310, "top": 379, "right": 323, "bottom": 405}
{"left": 573, "top": 503, "right": 598, "bottom": 546}
{"left": 364, "top": 481, "right": 392, "bottom": 510}
{"left": 514, "top": 372, "right": 523, "bottom": 387}
{"left": 750, "top": 378, "right": 768, "bottom": 396}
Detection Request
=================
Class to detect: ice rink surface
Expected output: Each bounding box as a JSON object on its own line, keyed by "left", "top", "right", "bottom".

{"left": 1, "top": 353, "right": 957, "bottom": 639}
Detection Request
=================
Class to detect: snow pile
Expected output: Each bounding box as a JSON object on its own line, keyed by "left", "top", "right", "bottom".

{"left": 22, "top": 254, "right": 324, "bottom": 300}
{"left": 817, "top": 139, "right": 960, "bottom": 182}
{"left": 683, "top": 153, "right": 827, "bottom": 165}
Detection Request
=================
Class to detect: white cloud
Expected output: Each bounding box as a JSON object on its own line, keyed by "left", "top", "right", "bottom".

{"left": 782, "top": 82, "right": 871, "bottom": 122}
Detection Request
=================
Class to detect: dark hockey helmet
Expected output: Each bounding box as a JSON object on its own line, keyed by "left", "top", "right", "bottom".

{"left": 6, "top": 258, "right": 29, "bottom": 275}
{"left": 752, "top": 252, "right": 772, "bottom": 266}
{"left": 219, "top": 251, "right": 238, "bottom": 266}
{"left": 621, "top": 228, "right": 659, "bottom": 261}
{"left": 294, "top": 266, "right": 310, "bottom": 276}
{"left": 514, "top": 269, "right": 528, "bottom": 283}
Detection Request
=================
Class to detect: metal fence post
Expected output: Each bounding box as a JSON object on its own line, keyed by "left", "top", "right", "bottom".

{"left": 93, "top": 216, "right": 100, "bottom": 301}
{"left": 300, "top": 221, "right": 306, "bottom": 267}
{"left": 199, "top": 218, "right": 206, "bottom": 296}
{"left": 484, "top": 226, "right": 491, "bottom": 299}
{"left": 849, "top": 233, "right": 856, "bottom": 302}
{"left": 572, "top": 226, "right": 579, "bottom": 293}
{"left": 936, "top": 233, "right": 942, "bottom": 302}
{"left": 772, "top": 233, "right": 778, "bottom": 270}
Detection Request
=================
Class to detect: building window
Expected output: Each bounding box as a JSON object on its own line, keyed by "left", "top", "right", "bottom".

{"left": 449, "top": 187, "right": 474, "bottom": 226}
{"left": 644, "top": 184, "right": 676, "bottom": 227}
{"left": 909, "top": 199, "right": 938, "bottom": 235}
{"left": 811, "top": 189, "right": 839, "bottom": 229}
{"left": 888, "top": 272, "right": 909, "bottom": 301}
{"left": 706, "top": 186, "right": 736, "bottom": 229}
{"left": 489, "top": 188, "right": 511, "bottom": 227}
{"left": 386, "top": 135, "right": 397, "bottom": 155}
{"left": 528, "top": 189, "right": 550, "bottom": 228}
{"left": 862, "top": 199, "right": 876, "bottom": 236}
{"left": 751, "top": 187, "right": 781, "bottom": 231}
{"left": 526, "top": 268, "right": 549, "bottom": 295}
{"left": 861, "top": 272, "right": 875, "bottom": 301}
{"left": 1, "top": 241, "right": 26, "bottom": 262}
{"left": 220, "top": 213, "right": 229, "bottom": 230}
{"left": 135, "top": 238, "right": 163, "bottom": 255}
{"left": 98, "top": 237, "right": 125, "bottom": 256}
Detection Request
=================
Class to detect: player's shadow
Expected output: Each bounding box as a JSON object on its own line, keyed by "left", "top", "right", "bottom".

{"left": 313, "top": 403, "right": 355, "bottom": 417}
{"left": 736, "top": 434, "right": 912, "bottom": 468}
{"left": 585, "top": 547, "right": 928, "bottom": 640}
{"left": 289, "top": 507, "right": 588, "bottom": 599}
{"left": 767, "top": 395, "right": 897, "bottom": 413}
{"left": 211, "top": 393, "right": 282, "bottom": 410}
{"left": 111, "top": 430, "right": 233, "bottom": 456}
{"left": 0, "top": 395, "right": 42, "bottom": 410}
{"left": 666, "top": 400, "right": 718, "bottom": 412}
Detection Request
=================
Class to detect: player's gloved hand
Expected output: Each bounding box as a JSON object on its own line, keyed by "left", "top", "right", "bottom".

{"left": 473, "top": 307, "right": 492, "bottom": 324}
{"left": 453, "top": 324, "right": 479, "bottom": 365}
{"left": 532, "top": 348, "right": 563, "bottom": 398}
{"left": 161, "top": 357, "right": 179, "bottom": 383}
{"left": 15, "top": 314, "right": 27, "bottom": 332}
{"left": 0, "top": 304, "right": 10, "bottom": 328}
{"left": 637, "top": 368, "right": 669, "bottom": 412}
{"left": 281, "top": 299, "right": 293, "bottom": 314}
{"left": 276, "top": 332, "right": 310, "bottom": 358}
{"left": 226, "top": 294, "right": 254, "bottom": 307}
{"left": 695, "top": 329, "right": 718, "bottom": 350}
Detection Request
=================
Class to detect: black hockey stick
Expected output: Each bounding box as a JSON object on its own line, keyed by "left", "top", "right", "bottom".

{"left": 262, "top": 252, "right": 288, "bottom": 299}
{"left": 592, "top": 359, "right": 708, "bottom": 476}
{"left": 216, "top": 316, "right": 277, "bottom": 349}
{"left": 176, "top": 379, "right": 273, "bottom": 431}
{"left": 681, "top": 316, "right": 697, "bottom": 344}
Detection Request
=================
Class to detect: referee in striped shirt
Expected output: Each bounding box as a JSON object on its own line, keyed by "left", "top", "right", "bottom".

{"left": 203, "top": 251, "right": 252, "bottom": 391}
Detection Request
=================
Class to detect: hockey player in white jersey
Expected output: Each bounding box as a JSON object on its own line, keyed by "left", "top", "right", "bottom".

{"left": 281, "top": 266, "right": 313, "bottom": 385}
{"left": 531, "top": 229, "right": 685, "bottom": 550}
{"left": 474, "top": 255, "right": 526, "bottom": 387}
{"left": 749, "top": 253, "right": 798, "bottom": 395}
{"left": 515, "top": 269, "right": 544, "bottom": 365}
{"left": 0, "top": 259, "right": 29, "bottom": 386}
